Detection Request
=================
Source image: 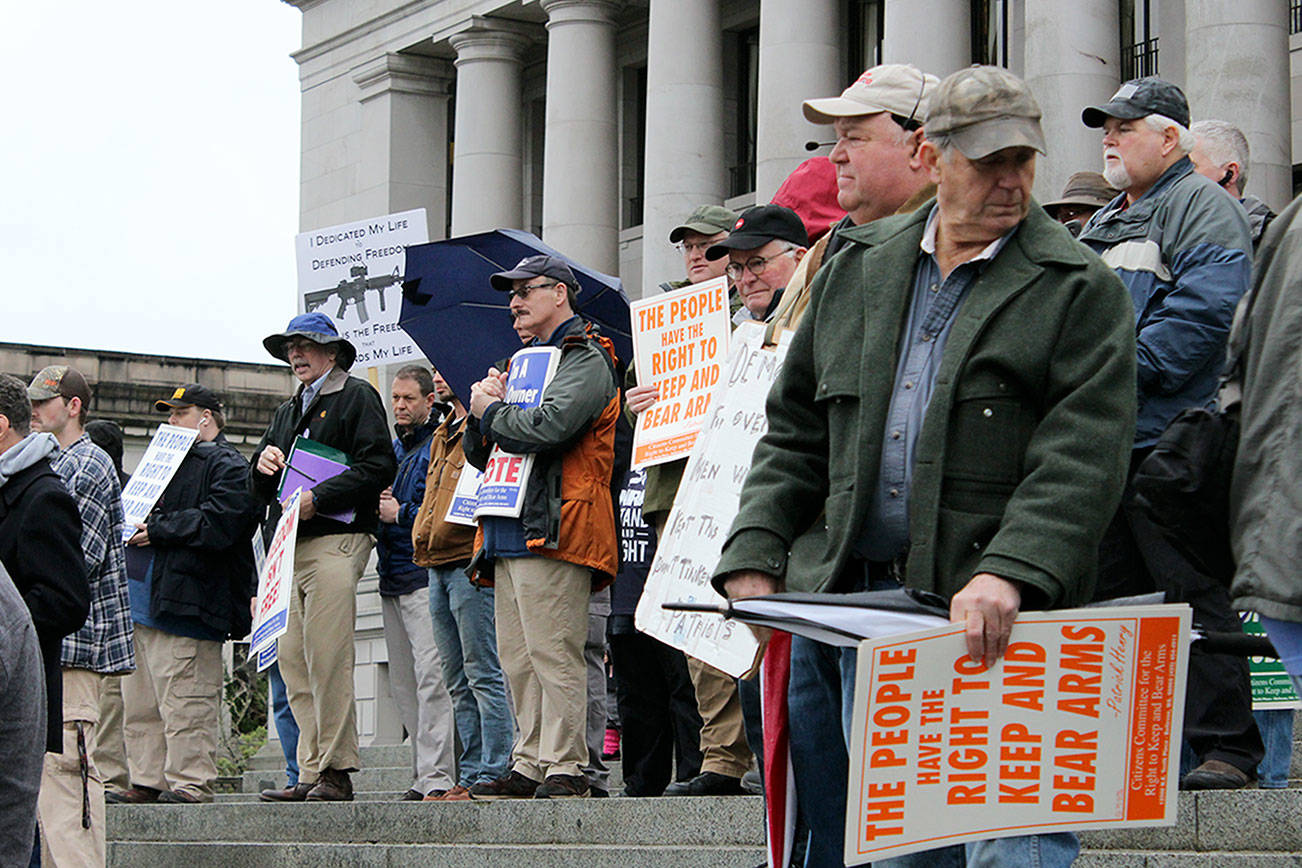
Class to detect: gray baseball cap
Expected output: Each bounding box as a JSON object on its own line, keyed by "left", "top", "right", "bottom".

{"left": 1082, "top": 77, "right": 1190, "bottom": 129}
{"left": 924, "top": 66, "right": 1046, "bottom": 160}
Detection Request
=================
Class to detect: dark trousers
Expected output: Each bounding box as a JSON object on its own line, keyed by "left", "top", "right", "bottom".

{"left": 1096, "top": 450, "right": 1263, "bottom": 775}
{"left": 607, "top": 619, "right": 703, "bottom": 796}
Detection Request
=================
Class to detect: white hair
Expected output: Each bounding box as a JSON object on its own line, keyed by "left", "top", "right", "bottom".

{"left": 1144, "top": 114, "right": 1195, "bottom": 155}
{"left": 1191, "top": 119, "right": 1250, "bottom": 188}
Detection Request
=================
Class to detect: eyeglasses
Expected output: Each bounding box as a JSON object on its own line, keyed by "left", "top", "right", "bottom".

{"left": 724, "top": 250, "right": 796, "bottom": 280}
{"left": 674, "top": 240, "right": 715, "bottom": 255}
{"left": 510, "top": 281, "right": 558, "bottom": 299}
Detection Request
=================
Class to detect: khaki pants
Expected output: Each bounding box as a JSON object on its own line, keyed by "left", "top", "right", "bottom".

{"left": 380, "top": 590, "right": 456, "bottom": 795}
{"left": 38, "top": 667, "right": 105, "bottom": 868}
{"left": 278, "top": 533, "right": 373, "bottom": 782}
{"left": 495, "top": 557, "right": 591, "bottom": 780}
{"left": 92, "top": 676, "right": 130, "bottom": 794}
{"left": 121, "top": 625, "right": 222, "bottom": 799}
{"left": 686, "top": 657, "right": 753, "bottom": 778}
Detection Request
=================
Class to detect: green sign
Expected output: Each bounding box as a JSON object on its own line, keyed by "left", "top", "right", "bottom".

{"left": 1243, "top": 612, "right": 1300, "bottom": 709}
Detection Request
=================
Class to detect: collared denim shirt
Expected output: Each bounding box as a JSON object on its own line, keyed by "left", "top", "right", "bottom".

{"left": 854, "top": 207, "right": 1015, "bottom": 561}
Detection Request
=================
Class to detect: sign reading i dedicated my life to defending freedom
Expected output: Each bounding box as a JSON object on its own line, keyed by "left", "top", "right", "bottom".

{"left": 629, "top": 276, "right": 731, "bottom": 468}
{"left": 844, "top": 605, "right": 1191, "bottom": 864}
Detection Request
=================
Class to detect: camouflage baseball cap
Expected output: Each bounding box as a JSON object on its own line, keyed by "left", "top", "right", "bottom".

{"left": 28, "top": 365, "right": 91, "bottom": 405}
{"left": 802, "top": 63, "right": 938, "bottom": 125}
{"left": 924, "top": 66, "right": 1046, "bottom": 160}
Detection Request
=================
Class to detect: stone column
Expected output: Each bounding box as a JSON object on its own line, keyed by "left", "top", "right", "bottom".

{"left": 351, "top": 54, "right": 453, "bottom": 236}
{"left": 539, "top": 0, "right": 621, "bottom": 274}
{"left": 882, "top": 0, "right": 970, "bottom": 78}
{"left": 640, "top": 0, "right": 727, "bottom": 293}
{"left": 1024, "top": 0, "right": 1120, "bottom": 200}
{"left": 1185, "top": 0, "right": 1291, "bottom": 211}
{"left": 448, "top": 23, "right": 532, "bottom": 235}
{"left": 754, "top": 0, "right": 841, "bottom": 201}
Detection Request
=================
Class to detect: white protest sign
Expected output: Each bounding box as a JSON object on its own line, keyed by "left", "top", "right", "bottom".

{"left": 474, "top": 346, "right": 562, "bottom": 520}
{"left": 635, "top": 322, "right": 786, "bottom": 677}
{"left": 119, "top": 424, "right": 200, "bottom": 542}
{"left": 845, "top": 605, "right": 1191, "bottom": 864}
{"left": 629, "top": 276, "right": 731, "bottom": 468}
{"left": 256, "top": 642, "right": 278, "bottom": 672}
{"left": 296, "top": 209, "right": 429, "bottom": 368}
{"left": 444, "top": 462, "right": 484, "bottom": 527}
{"left": 250, "top": 489, "right": 302, "bottom": 660}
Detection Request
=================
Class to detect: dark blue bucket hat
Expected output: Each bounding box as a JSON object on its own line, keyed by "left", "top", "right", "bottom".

{"left": 262, "top": 312, "right": 358, "bottom": 370}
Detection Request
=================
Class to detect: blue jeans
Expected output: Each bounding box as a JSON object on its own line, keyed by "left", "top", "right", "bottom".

{"left": 428, "top": 566, "right": 513, "bottom": 785}
{"left": 267, "top": 661, "right": 299, "bottom": 786}
{"left": 1254, "top": 709, "right": 1293, "bottom": 788}
{"left": 788, "top": 590, "right": 1079, "bottom": 868}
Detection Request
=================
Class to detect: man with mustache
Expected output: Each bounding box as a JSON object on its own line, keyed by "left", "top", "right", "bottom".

{"left": 1077, "top": 78, "right": 1259, "bottom": 792}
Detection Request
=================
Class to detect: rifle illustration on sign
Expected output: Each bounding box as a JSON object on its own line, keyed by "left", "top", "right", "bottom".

{"left": 304, "top": 264, "right": 403, "bottom": 324}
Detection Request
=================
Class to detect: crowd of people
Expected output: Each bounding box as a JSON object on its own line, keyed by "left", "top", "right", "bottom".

{"left": 0, "top": 56, "right": 1297, "bottom": 868}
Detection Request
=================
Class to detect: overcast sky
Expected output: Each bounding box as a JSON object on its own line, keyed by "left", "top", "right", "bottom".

{"left": 2, "top": 1, "right": 302, "bottom": 364}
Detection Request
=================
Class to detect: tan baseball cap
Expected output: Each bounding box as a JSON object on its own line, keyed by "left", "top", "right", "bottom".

{"left": 802, "top": 63, "right": 938, "bottom": 125}
{"left": 924, "top": 65, "right": 1046, "bottom": 160}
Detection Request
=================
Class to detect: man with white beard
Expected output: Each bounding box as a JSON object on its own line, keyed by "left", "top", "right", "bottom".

{"left": 1077, "top": 77, "right": 1259, "bottom": 791}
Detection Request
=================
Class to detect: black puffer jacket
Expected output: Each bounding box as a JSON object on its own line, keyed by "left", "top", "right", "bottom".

{"left": 145, "top": 432, "right": 260, "bottom": 639}
{"left": 250, "top": 366, "right": 396, "bottom": 538}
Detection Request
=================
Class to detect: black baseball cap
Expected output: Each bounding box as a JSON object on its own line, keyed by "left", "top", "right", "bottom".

{"left": 489, "top": 254, "right": 580, "bottom": 293}
{"left": 1082, "top": 77, "right": 1189, "bottom": 129}
{"left": 155, "top": 383, "right": 223, "bottom": 413}
{"left": 705, "top": 205, "right": 810, "bottom": 261}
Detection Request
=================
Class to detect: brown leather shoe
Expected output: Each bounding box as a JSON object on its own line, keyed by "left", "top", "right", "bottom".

{"left": 306, "top": 768, "right": 354, "bottom": 802}
{"left": 106, "top": 786, "right": 161, "bottom": 804}
{"left": 259, "top": 781, "right": 314, "bottom": 802}
{"left": 1180, "top": 759, "right": 1252, "bottom": 791}
{"left": 425, "top": 785, "right": 470, "bottom": 802}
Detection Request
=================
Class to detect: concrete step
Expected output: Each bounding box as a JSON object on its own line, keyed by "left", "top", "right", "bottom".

{"left": 106, "top": 842, "right": 767, "bottom": 867}
{"left": 244, "top": 742, "right": 412, "bottom": 772}
{"left": 109, "top": 795, "right": 764, "bottom": 847}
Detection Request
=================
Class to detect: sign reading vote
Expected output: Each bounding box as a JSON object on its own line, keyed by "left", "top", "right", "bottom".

{"left": 250, "top": 488, "right": 302, "bottom": 660}
{"left": 629, "top": 276, "right": 731, "bottom": 468}
{"left": 474, "top": 346, "right": 561, "bottom": 519}
{"left": 120, "top": 424, "right": 199, "bottom": 542}
{"left": 845, "top": 605, "right": 1191, "bottom": 864}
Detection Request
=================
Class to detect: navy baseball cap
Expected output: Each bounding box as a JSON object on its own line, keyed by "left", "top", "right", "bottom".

{"left": 489, "top": 255, "right": 580, "bottom": 294}
{"left": 1082, "top": 77, "right": 1190, "bottom": 129}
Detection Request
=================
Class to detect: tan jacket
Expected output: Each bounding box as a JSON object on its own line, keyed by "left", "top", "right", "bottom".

{"left": 411, "top": 413, "right": 477, "bottom": 568}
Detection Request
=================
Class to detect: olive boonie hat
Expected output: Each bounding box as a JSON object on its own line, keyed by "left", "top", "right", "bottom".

{"left": 489, "top": 255, "right": 580, "bottom": 293}
{"left": 262, "top": 312, "right": 357, "bottom": 370}
{"left": 1082, "top": 77, "right": 1189, "bottom": 129}
{"left": 925, "top": 65, "right": 1046, "bottom": 160}
{"left": 802, "top": 63, "right": 938, "bottom": 126}
{"left": 668, "top": 205, "right": 739, "bottom": 243}
{"left": 1042, "top": 172, "right": 1120, "bottom": 216}
{"left": 705, "top": 205, "right": 810, "bottom": 261}
{"left": 154, "top": 383, "right": 223, "bottom": 413}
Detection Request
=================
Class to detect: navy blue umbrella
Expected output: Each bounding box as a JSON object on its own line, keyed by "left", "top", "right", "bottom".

{"left": 399, "top": 229, "right": 631, "bottom": 402}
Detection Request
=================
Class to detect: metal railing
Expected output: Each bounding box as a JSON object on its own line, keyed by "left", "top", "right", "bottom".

{"left": 1121, "top": 37, "right": 1159, "bottom": 80}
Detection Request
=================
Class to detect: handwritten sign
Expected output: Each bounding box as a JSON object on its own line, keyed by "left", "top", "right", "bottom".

{"left": 635, "top": 322, "right": 787, "bottom": 677}
{"left": 629, "top": 276, "right": 731, "bottom": 468}
{"left": 295, "top": 209, "right": 428, "bottom": 368}
{"left": 845, "top": 605, "right": 1191, "bottom": 864}
{"left": 474, "top": 346, "right": 561, "bottom": 519}
{"left": 120, "top": 424, "right": 199, "bottom": 542}
{"left": 250, "top": 488, "right": 302, "bottom": 660}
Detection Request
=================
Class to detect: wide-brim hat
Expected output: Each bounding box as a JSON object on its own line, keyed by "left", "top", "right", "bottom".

{"left": 1042, "top": 172, "right": 1120, "bottom": 215}
{"left": 262, "top": 311, "right": 357, "bottom": 370}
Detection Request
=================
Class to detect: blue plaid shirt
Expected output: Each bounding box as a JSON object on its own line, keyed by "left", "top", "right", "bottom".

{"left": 51, "top": 434, "right": 135, "bottom": 674}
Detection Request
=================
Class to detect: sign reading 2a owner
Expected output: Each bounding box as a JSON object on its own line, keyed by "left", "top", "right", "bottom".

{"left": 473, "top": 346, "right": 561, "bottom": 519}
